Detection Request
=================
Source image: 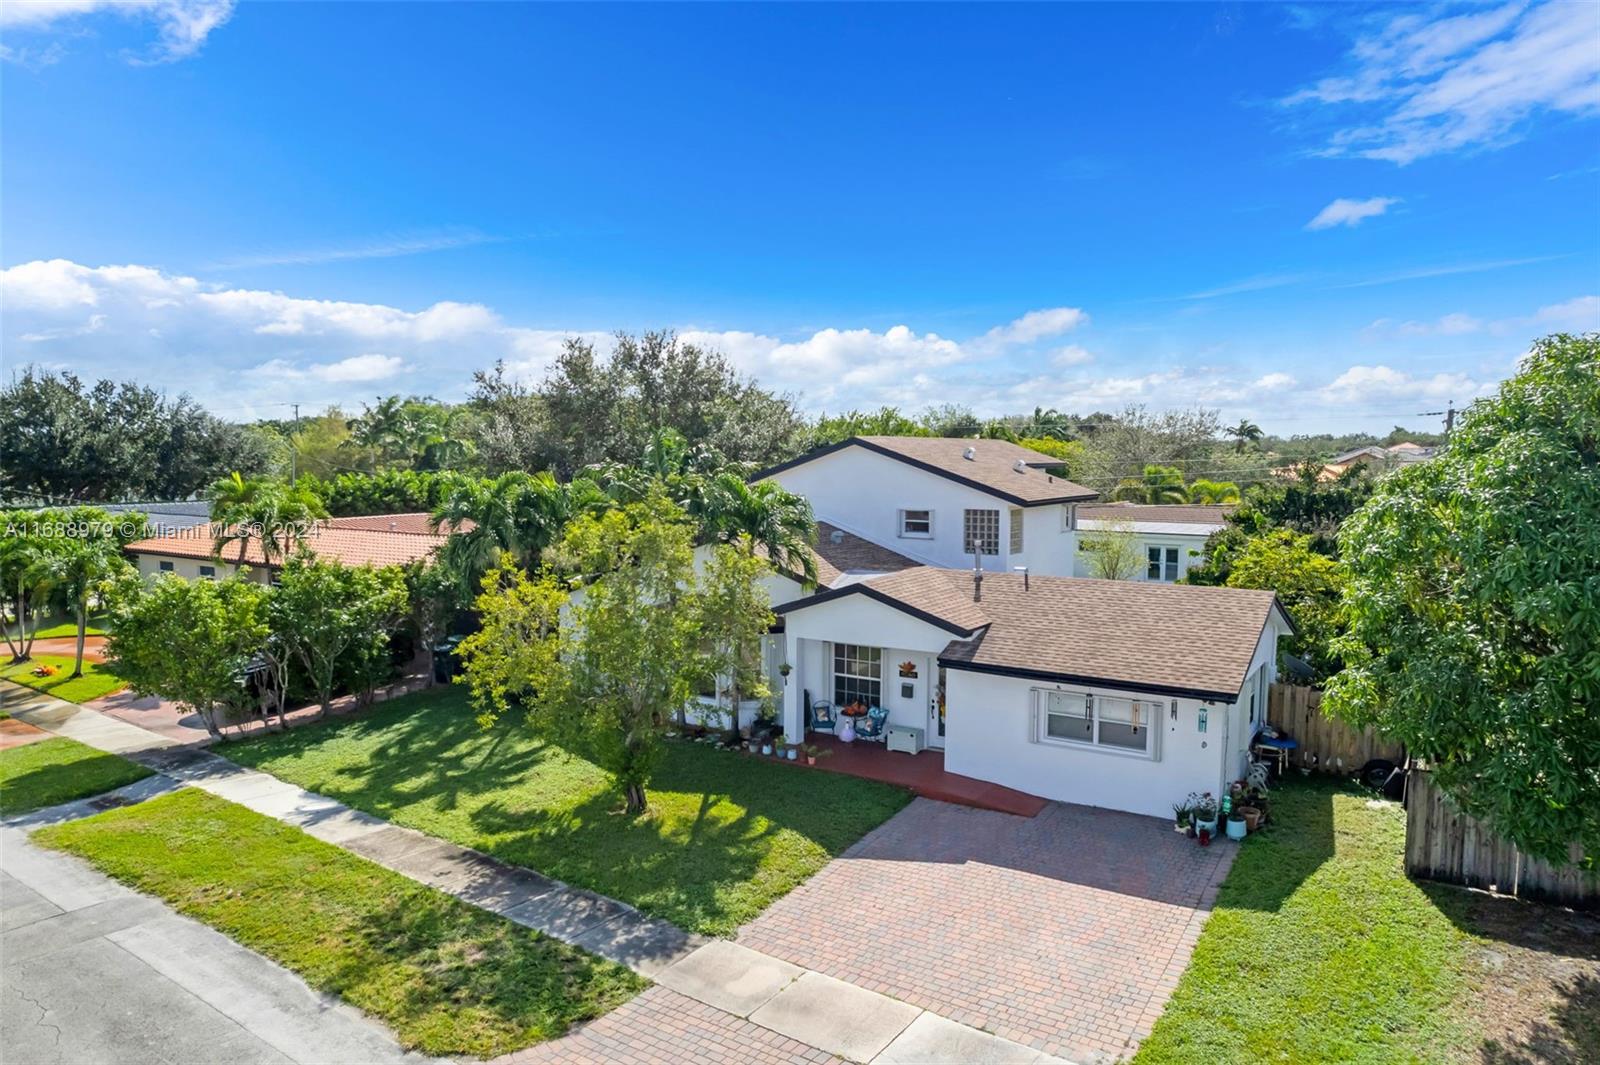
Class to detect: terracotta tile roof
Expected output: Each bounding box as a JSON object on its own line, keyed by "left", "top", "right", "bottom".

{"left": 327, "top": 512, "right": 473, "bottom": 534}
{"left": 124, "top": 521, "right": 449, "bottom": 570}
{"left": 1078, "top": 503, "right": 1234, "bottom": 528}
{"left": 777, "top": 565, "right": 1284, "bottom": 700}
{"left": 756, "top": 436, "right": 1097, "bottom": 507}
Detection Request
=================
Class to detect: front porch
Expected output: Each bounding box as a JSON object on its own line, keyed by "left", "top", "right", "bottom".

{"left": 798, "top": 733, "right": 1046, "bottom": 817}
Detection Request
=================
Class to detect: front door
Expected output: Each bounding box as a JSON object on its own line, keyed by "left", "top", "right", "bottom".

{"left": 927, "top": 660, "right": 946, "bottom": 749}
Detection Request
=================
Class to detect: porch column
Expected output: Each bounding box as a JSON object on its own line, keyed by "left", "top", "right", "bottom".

{"left": 782, "top": 629, "right": 804, "bottom": 742}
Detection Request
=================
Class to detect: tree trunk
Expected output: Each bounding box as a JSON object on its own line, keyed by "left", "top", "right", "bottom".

{"left": 197, "top": 703, "right": 223, "bottom": 741}
{"left": 624, "top": 781, "right": 647, "bottom": 814}
{"left": 71, "top": 597, "right": 87, "bottom": 678}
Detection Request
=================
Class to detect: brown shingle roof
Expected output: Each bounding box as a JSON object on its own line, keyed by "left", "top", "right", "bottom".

{"left": 753, "top": 521, "right": 920, "bottom": 587}
{"left": 756, "top": 436, "right": 1097, "bottom": 507}
{"left": 1078, "top": 503, "right": 1235, "bottom": 526}
{"left": 777, "top": 566, "right": 1284, "bottom": 700}
{"left": 124, "top": 521, "right": 448, "bottom": 570}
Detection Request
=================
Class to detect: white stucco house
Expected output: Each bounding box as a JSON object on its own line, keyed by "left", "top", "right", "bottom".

{"left": 1072, "top": 503, "right": 1232, "bottom": 583}
{"left": 742, "top": 437, "right": 1292, "bottom": 819}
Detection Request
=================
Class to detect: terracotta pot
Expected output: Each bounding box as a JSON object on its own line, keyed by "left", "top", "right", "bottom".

{"left": 806, "top": 756, "right": 816, "bottom": 766}
{"left": 1241, "top": 806, "right": 1262, "bottom": 831}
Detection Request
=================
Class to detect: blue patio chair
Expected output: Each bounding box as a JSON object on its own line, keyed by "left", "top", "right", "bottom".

{"left": 855, "top": 705, "right": 889, "bottom": 742}
{"left": 807, "top": 693, "right": 837, "bottom": 735}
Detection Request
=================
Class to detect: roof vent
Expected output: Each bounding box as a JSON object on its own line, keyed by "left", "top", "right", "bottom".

{"left": 963, "top": 446, "right": 977, "bottom": 461}
{"left": 1013, "top": 459, "right": 1027, "bottom": 473}
{"left": 389, "top": 522, "right": 398, "bottom": 531}
{"left": 829, "top": 529, "right": 845, "bottom": 544}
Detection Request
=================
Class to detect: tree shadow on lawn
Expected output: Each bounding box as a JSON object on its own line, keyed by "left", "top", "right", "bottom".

{"left": 1196, "top": 775, "right": 1339, "bottom": 914}
{"left": 0, "top": 750, "right": 150, "bottom": 816}
{"left": 316, "top": 873, "right": 644, "bottom": 1058}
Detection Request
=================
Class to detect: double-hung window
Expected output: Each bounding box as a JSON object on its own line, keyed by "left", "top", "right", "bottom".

{"left": 832, "top": 644, "right": 882, "bottom": 708}
{"left": 963, "top": 509, "right": 1000, "bottom": 556}
{"left": 1146, "top": 546, "right": 1179, "bottom": 582}
{"left": 898, "top": 509, "right": 933, "bottom": 538}
{"left": 1034, "top": 689, "right": 1161, "bottom": 758}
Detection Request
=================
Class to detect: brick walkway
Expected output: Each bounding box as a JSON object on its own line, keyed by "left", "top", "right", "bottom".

{"left": 738, "top": 797, "right": 1236, "bottom": 1063}
{"left": 499, "top": 986, "right": 842, "bottom": 1065}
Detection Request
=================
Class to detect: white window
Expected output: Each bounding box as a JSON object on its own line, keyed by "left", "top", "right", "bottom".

{"left": 832, "top": 643, "right": 882, "bottom": 708}
{"left": 963, "top": 509, "right": 1000, "bottom": 556}
{"left": 1060, "top": 504, "right": 1077, "bottom": 531}
{"left": 198, "top": 565, "right": 216, "bottom": 579}
{"left": 158, "top": 560, "right": 175, "bottom": 572}
{"left": 1033, "top": 689, "right": 1160, "bottom": 758}
{"left": 1009, "top": 508, "right": 1024, "bottom": 554}
{"left": 1147, "top": 546, "right": 1179, "bottom": 582}
{"left": 898, "top": 509, "right": 933, "bottom": 538}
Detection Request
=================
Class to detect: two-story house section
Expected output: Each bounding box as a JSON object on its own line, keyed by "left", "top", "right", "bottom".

{"left": 753, "top": 436, "right": 1098, "bottom": 578}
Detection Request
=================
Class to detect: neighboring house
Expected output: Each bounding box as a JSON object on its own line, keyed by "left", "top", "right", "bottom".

{"left": 123, "top": 513, "right": 450, "bottom": 582}
{"left": 1073, "top": 503, "right": 1232, "bottom": 583}
{"left": 772, "top": 566, "right": 1292, "bottom": 818}
{"left": 1280, "top": 440, "right": 1438, "bottom": 482}
{"left": 755, "top": 436, "right": 1098, "bottom": 578}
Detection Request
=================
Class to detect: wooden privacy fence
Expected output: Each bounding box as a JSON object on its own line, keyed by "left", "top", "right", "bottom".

{"left": 1405, "top": 768, "right": 1597, "bottom": 908}
{"left": 1266, "top": 682, "right": 1404, "bottom": 773}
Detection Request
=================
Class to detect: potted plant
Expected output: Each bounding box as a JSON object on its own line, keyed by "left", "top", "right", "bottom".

{"left": 1226, "top": 807, "right": 1248, "bottom": 841}
{"left": 786, "top": 742, "right": 799, "bottom": 761}
{"left": 1172, "top": 801, "right": 1192, "bottom": 833}
{"left": 1240, "top": 805, "right": 1262, "bottom": 832}
{"left": 778, "top": 662, "right": 792, "bottom": 679}
{"left": 1192, "top": 793, "right": 1218, "bottom": 838}
{"left": 762, "top": 732, "right": 777, "bottom": 757}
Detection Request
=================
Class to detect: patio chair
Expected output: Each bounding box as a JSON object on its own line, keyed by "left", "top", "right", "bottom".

{"left": 806, "top": 691, "right": 837, "bottom": 735}
{"left": 855, "top": 705, "right": 889, "bottom": 742}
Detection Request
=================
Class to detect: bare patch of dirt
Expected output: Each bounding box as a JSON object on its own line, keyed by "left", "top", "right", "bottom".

{"left": 1434, "top": 886, "right": 1600, "bottom": 1064}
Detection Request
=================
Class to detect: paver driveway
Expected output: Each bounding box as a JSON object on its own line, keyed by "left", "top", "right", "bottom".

{"left": 737, "top": 797, "right": 1235, "bottom": 1063}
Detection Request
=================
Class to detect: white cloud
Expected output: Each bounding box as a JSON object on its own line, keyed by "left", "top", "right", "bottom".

{"left": 1051, "top": 345, "right": 1094, "bottom": 367}
{"left": 1533, "top": 294, "right": 1600, "bottom": 328}
{"left": 1319, "top": 364, "right": 1489, "bottom": 404}
{"left": 1364, "top": 312, "right": 1485, "bottom": 338}
{"left": 1286, "top": 2, "right": 1600, "bottom": 164}
{"left": 1252, "top": 372, "right": 1298, "bottom": 392}
{"left": 0, "top": 0, "right": 234, "bottom": 64}
{"left": 1305, "top": 196, "right": 1400, "bottom": 230}
{"left": 978, "top": 306, "right": 1088, "bottom": 348}
{"left": 249, "top": 354, "right": 409, "bottom": 383}
{"left": 209, "top": 229, "right": 502, "bottom": 270}
{"left": 1182, "top": 273, "right": 1306, "bottom": 300}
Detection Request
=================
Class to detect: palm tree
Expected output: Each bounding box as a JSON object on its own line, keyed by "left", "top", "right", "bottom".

{"left": 49, "top": 537, "right": 128, "bottom": 677}
{"left": 0, "top": 534, "right": 59, "bottom": 665}
{"left": 433, "top": 471, "right": 535, "bottom": 590}
{"left": 1110, "top": 465, "right": 1190, "bottom": 504}
{"left": 211, "top": 475, "right": 328, "bottom": 569}
{"left": 1188, "top": 479, "right": 1242, "bottom": 504}
{"left": 1227, "top": 419, "right": 1263, "bottom": 454}
{"left": 702, "top": 474, "right": 819, "bottom": 586}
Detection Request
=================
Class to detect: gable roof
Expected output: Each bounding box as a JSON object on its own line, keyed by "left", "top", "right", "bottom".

{"left": 776, "top": 566, "right": 1289, "bottom": 701}
{"left": 124, "top": 520, "right": 449, "bottom": 570}
{"left": 754, "top": 436, "right": 1097, "bottom": 507}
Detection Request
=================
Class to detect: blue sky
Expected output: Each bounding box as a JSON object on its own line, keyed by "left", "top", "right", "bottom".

{"left": 3, "top": 1, "right": 1597, "bottom": 434}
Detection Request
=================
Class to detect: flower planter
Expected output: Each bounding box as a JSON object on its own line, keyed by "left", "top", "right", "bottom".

{"left": 1194, "top": 816, "right": 1218, "bottom": 838}
{"left": 805, "top": 755, "right": 816, "bottom": 766}
{"left": 761, "top": 744, "right": 773, "bottom": 756}
{"left": 1226, "top": 816, "right": 1247, "bottom": 841}
{"left": 786, "top": 748, "right": 798, "bottom": 761}
{"left": 1241, "top": 806, "right": 1262, "bottom": 831}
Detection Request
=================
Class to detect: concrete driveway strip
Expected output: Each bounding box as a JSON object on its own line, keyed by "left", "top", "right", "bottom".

{"left": 1, "top": 829, "right": 434, "bottom": 1065}
{"left": 749, "top": 971, "right": 921, "bottom": 1062}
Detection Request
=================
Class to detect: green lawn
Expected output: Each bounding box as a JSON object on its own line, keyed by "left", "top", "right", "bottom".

{"left": 0, "top": 736, "right": 153, "bottom": 815}
{"left": 32, "top": 614, "right": 109, "bottom": 640}
{"left": 1134, "top": 777, "right": 1479, "bottom": 1064}
{"left": 35, "top": 788, "right": 645, "bottom": 1057}
{"left": 0, "top": 654, "right": 127, "bottom": 703}
{"left": 229, "top": 687, "right": 913, "bottom": 935}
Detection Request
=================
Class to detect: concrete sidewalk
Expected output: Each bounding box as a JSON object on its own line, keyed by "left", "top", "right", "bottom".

{"left": 1, "top": 827, "right": 436, "bottom": 1065}
{"left": 3, "top": 680, "right": 1075, "bottom": 1064}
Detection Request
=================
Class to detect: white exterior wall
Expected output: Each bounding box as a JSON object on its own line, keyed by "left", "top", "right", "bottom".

{"left": 131, "top": 552, "right": 269, "bottom": 583}
{"left": 1070, "top": 529, "right": 1213, "bottom": 582}
{"left": 778, "top": 593, "right": 959, "bottom": 744}
{"left": 767, "top": 446, "right": 1075, "bottom": 576}
{"left": 942, "top": 669, "right": 1230, "bottom": 819}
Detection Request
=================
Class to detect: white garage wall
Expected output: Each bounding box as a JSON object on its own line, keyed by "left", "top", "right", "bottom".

{"left": 131, "top": 553, "right": 266, "bottom": 583}
{"left": 943, "top": 669, "right": 1230, "bottom": 819}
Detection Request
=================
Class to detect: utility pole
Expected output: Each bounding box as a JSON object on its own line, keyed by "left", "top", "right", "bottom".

{"left": 1417, "top": 402, "right": 1457, "bottom": 438}
{"left": 290, "top": 403, "right": 301, "bottom": 486}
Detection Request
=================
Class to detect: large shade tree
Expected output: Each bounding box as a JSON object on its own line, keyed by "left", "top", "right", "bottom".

{"left": 1324, "top": 333, "right": 1600, "bottom": 866}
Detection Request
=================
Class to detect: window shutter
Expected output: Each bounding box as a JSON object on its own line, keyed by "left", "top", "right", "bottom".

{"left": 1028, "top": 694, "right": 1039, "bottom": 744}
